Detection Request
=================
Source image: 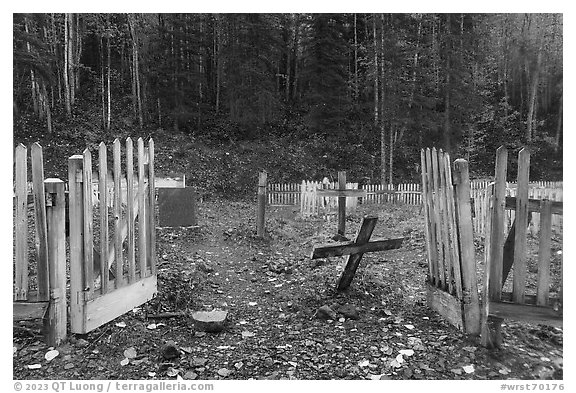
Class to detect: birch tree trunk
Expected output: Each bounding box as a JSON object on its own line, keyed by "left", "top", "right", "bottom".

{"left": 526, "top": 47, "right": 542, "bottom": 142}
{"left": 373, "top": 15, "right": 379, "bottom": 126}
{"left": 24, "top": 16, "right": 39, "bottom": 116}
{"left": 63, "top": 13, "right": 71, "bottom": 116}
{"left": 128, "top": 14, "right": 144, "bottom": 128}
{"left": 554, "top": 94, "right": 562, "bottom": 152}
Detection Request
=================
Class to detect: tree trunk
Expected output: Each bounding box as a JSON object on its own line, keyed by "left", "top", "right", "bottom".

{"left": 63, "top": 13, "right": 71, "bottom": 116}
{"left": 389, "top": 124, "right": 395, "bottom": 185}
{"left": 106, "top": 17, "right": 112, "bottom": 131}
{"left": 353, "top": 13, "right": 358, "bottom": 102}
{"left": 24, "top": 16, "right": 39, "bottom": 117}
{"left": 41, "top": 81, "right": 52, "bottom": 133}
{"left": 443, "top": 15, "right": 452, "bottom": 154}
{"left": 380, "top": 123, "right": 386, "bottom": 186}
{"left": 68, "top": 13, "right": 76, "bottom": 107}
{"left": 128, "top": 14, "right": 144, "bottom": 129}
{"left": 554, "top": 94, "right": 562, "bottom": 152}
{"left": 373, "top": 15, "right": 379, "bottom": 126}
{"left": 526, "top": 48, "right": 542, "bottom": 143}
{"left": 100, "top": 36, "right": 106, "bottom": 130}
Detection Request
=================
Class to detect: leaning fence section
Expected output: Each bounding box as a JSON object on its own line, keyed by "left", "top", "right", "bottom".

{"left": 13, "top": 143, "right": 67, "bottom": 346}
{"left": 68, "top": 137, "right": 157, "bottom": 334}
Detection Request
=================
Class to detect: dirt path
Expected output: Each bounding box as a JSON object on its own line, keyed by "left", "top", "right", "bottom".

{"left": 13, "top": 200, "right": 563, "bottom": 380}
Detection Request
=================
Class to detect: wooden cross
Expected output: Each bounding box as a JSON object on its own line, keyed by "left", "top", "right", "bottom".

{"left": 311, "top": 216, "right": 404, "bottom": 291}
{"left": 315, "top": 171, "right": 367, "bottom": 237}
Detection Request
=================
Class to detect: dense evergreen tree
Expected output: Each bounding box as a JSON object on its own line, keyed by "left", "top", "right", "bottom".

{"left": 12, "top": 13, "right": 563, "bottom": 180}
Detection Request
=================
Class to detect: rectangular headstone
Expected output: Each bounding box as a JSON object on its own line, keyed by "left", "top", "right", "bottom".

{"left": 158, "top": 187, "right": 198, "bottom": 227}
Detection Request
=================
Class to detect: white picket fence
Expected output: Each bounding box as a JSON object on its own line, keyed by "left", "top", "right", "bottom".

{"left": 300, "top": 179, "right": 359, "bottom": 219}
{"left": 267, "top": 179, "right": 563, "bottom": 233}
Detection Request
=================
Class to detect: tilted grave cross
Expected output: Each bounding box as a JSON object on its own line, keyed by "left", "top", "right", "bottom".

{"left": 311, "top": 216, "right": 404, "bottom": 291}
{"left": 315, "top": 171, "right": 367, "bottom": 238}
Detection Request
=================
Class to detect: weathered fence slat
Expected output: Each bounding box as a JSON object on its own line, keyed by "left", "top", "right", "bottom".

{"left": 512, "top": 148, "right": 530, "bottom": 303}
{"left": 438, "top": 150, "right": 452, "bottom": 294}
{"left": 15, "top": 144, "right": 28, "bottom": 300}
{"left": 445, "top": 154, "right": 463, "bottom": 300}
{"left": 138, "top": 138, "right": 147, "bottom": 277}
{"left": 82, "top": 149, "right": 94, "bottom": 299}
{"left": 420, "top": 150, "right": 434, "bottom": 284}
{"left": 98, "top": 143, "right": 109, "bottom": 293}
{"left": 148, "top": 139, "right": 157, "bottom": 275}
{"left": 488, "top": 146, "right": 508, "bottom": 301}
{"left": 31, "top": 143, "right": 49, "bottom": 301}
{"left": 536, "top": 200, "right": 552, "bottom": 306}
{"left": 114, "top": 139, "right": 124, "bottom": 287}
{"left": 126, "top": 138, "right": 136, "bottom": 283}
{"left": 44, "top": 178, "right": 67, "bottom": 346}
{"left": 68, "top": 155, "right": 84, "bottom": 333}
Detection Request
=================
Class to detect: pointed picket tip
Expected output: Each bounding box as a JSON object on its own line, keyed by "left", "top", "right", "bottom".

{"left": 518, "top": 147, "right": 530, "bottom": 158}
{"left": 126, "top": 136, "right": 133, "bottom": 145}
{"left": 82, "top": 148, "right": 91, "bottom": 157}
{"left": 31, "top": 142, "right": 42, "bottom": 150}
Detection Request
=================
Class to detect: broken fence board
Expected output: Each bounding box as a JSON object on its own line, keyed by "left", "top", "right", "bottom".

{"left": 311, "top": 237, "right": 404, "bottom": 259}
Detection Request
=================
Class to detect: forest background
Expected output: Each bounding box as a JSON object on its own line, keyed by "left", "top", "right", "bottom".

{"left": 11, "top": 12, "right": 563, "bottom": 196}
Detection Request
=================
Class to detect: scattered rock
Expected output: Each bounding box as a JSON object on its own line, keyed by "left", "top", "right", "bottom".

{"left": 196, "top": 259, "right": 215, "bottom": 273}
{"left": 192, "top": 357, "right": 207, "bottom": 367}
{"left": 337, "top": 304, "right": 360, "bottom": 320}
{"left": 75, "top": 338, "right": 89, "bottom": 348}
{"left": 191, "top": 310, "right": 228, "bottom": 333}
{"left": 161, "top": 341, "right": 180, "bottom": 360}
{"left": 316, "top": 305, "right": 338, "bottom": 320}
{"left": 64, "top": 363, "right": 75, "bottom": 370}
{"left": 264, "top": 358, "right": 274, "bottom": 367}
{"left": 217, "top": 368, "right": 231, "bottom": 377}
{"left": 183, "top": 371, "right": 198, "bottom": 380}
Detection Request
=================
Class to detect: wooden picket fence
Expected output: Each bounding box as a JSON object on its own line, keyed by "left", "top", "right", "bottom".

{"left": 13, "top": 138, "right": 157, "bottom": 343}
{"left": 421, "top": 148, "right": 480, "bottom": 334}
{"left": 68, "top": 138, "right": 157, "bottom": 334}
{"left": 13, "top": 143, "right": 67, "bottom": 346}
{"left": 481, "top": 147, "right": 563, "bottom": 347}
{"left": 268, "top": 179, "right": 562, "bottom": 234}
{"left": 300, "top": 179, "right": 359, "bottom": 218}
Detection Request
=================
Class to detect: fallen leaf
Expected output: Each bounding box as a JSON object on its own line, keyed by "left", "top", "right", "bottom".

{"left": 120, "top": 358, "right": 129, "bottom": 366}
{"left": 64, "top": 363, "right": 75, "bottom": 370}
{"left": 404, "top": 324, "right": 415, "bottom": 330}
{"left": 463, "top": 346, "right": 477, "bottom": 353}
{"left": 181, "top": 347, "right": 193, "bottom": 354}
{"left": 167, "top": 368, "right": 179, "bottom": 377}
{"left": 27, "top": 364, "right": 41, "bottom": 370}
{"left": 218, "top": 368, "right": 230, "bottom": 377}
{"left": 451, "top": 368, "right": 463, "bottom": 375}
{"left": 147, "top": 323, "right": 157, "bottom": 330}
{"left": 234, "top": 362, "right": 243, "bottom": 369}
{"left": 248, "top": 302, "right": 257, "bottom": 306}
{"left": 399, "top": 349, "right": 414, "bottom": 357}
{"left": 115, "top": 321, "right": 127, "bottom": 328}
{"left": 238, "top": 320, "right": 248, "bottom": 325}
{"left": 390, "top": 359, "right": 402, "bottom": 368}
{"left": 45, "top": 350, "right": 59, "bottom": 361}
{"left": 241, "top": 331, "right": 255, "bottom": 339}
{"left": 463, "top": 365, "right": 475, "bottom": 374}
{"left": 184, "top": 371, "right": 198, "bottom": 380}
{"left": 358, "top": 359, "right": 370, "bottom": 367}
{"left": 384, "top": 309, "right": 393, "bottom": 316}
{"left": 13, "top": 347, "right": 17, "bottom": 356}
{"left": 499, "top": 368, "right": 510, "bottom": 375}
{"left": 396, "top": 354, "right": 404, "bottom": 364}
{"left": 148, "top": 372, "right": 156, "bottom": 377}
{"left": 124, "top": 347, "right": 137, "bottom": 359}
{"left": 288, "top": 361, "right": 298, "bottom": 368}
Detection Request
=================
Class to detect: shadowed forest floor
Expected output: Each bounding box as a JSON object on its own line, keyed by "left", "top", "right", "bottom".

{"left": 13, "top": 200, "right": 562, "bottom": 380}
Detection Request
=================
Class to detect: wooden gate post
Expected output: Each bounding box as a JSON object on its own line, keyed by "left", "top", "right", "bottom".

{"left": 257, "top": 171, "right": 267, "bottom": 238}
{"left": 337, "top": 171, "right": 346, "bottom": 236}
{"left": 68, "top": 155, "right": 86, "bottom": 334}
{"left": 44, "top": 179, "right": 67, "bottom": 346}
{"left": 453, "top": 159, "right": 481, "bottom": 335}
